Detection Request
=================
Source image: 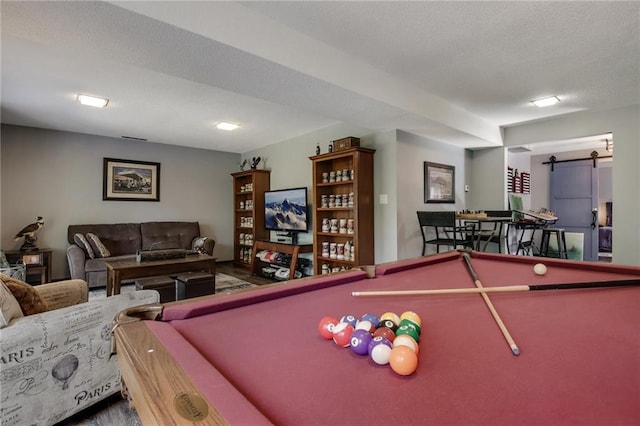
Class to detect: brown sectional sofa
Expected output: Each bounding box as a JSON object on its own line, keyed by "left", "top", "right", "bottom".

{"left": 66, "top": 221, "right": 214, "bottom": 288}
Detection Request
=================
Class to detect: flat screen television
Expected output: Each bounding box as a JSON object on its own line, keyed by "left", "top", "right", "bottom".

{"left": 264, "top": 187, "right": 308, "bottom": 232}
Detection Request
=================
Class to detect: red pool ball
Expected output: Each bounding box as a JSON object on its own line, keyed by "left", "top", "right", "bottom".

{"left": 318, "top": 316, "right": 339, "bottom": 340}
{"left": 332, "top": 322, "right": 355, "bottom": 347}
{"left": 350, "top": 329, "right": 373, "bottom": 355}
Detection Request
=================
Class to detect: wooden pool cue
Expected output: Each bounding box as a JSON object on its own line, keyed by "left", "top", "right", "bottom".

{"left": 461, "top": 252, "right": 520, "bottom": 356}
{"left": 350, "top": 278, "right": 640, "bottom": 297}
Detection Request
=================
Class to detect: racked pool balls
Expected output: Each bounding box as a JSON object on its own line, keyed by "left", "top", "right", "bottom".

{"left": 350, "top": 329, "right": 373, "bottom": 355}
{"left": 377, "top": 319, "right": 398, "bottom": 333}
{"left": 332, "top": 322, "right": 354, "bottom": 347}
{"left": 360, "top": 313, "right": 380, "bottom": 326}
{"left": 389, "top": 345, "right": 419, "bottom": 376}
{"left": 355, "top": 320, "right": 376, "bottom": 333}
{"left": 317, "top": 316, "right": 339, "bottom": 340}
{"left": 380, "top": 312, "right": 401, "bottom": 327}
{"left": 396, "top": 324, "right": 420, "bottom": 343}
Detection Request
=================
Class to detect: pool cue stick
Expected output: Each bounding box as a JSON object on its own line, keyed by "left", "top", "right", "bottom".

{"left": 461, "top": 252, "right": 520, "bottom": 356}
{"left": 350, "top": 278, "right": 640, "bottom": 297}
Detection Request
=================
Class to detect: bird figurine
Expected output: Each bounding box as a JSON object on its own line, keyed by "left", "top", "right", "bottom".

{"left": 250, "top": 156, "right": 261, "bottom": 169}
{"left": 237, "top": 159, "right": 247, "bottom": 171}
{"left": 14, "top": 216, "right": 44, "bottom": 251}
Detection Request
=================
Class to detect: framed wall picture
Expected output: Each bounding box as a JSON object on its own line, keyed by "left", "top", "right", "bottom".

{"left": 424, "top": 162, "right": 455, "bottom": 203}
{"left": 103, "top": 158, "right": 160, "bottom": 201}
{"left": 22, "top": 252, "right": 43, "bottom": 265}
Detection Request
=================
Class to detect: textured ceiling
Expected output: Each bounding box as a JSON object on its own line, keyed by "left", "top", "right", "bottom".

{"left": 1, "top": 1, "right": 638, "bottom": 153}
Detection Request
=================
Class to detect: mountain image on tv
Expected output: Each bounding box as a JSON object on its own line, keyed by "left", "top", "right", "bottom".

{"left": 265, "top": 188, "right": 307, "bottom": 231}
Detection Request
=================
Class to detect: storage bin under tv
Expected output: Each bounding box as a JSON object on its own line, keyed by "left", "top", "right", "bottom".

{"left": 310, "top": 147, "right": 375, "bottom": 275}
{"left": 250, "top": 241, "right": 313, "bottom": 281}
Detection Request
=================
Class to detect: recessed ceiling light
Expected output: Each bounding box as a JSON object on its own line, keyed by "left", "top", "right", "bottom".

{"left": 77, "top": 94, "right": 109, "bottom": 108}
{"left": 531, "top": 96, "right": 560, "bottom": 107}
{"left": 216, "top": 121, "right": 240, "bottom": 131}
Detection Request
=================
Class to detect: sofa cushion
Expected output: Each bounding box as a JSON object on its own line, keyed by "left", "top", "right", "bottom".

{"left": 141, "top": 221, "right": 200, "bottom": 250}
{"left": 68, "top": 223, "right": 142, "bottom": 256}
{"left": 0, "top": 279, "right": 23, "bottom": 327}
{"left": 86, "top": 233, "right": 112, "bottom": 258}
{"left": 0, "top": 273, "right": 49, "bottom": 316}
{"left": 74, "top": 233, "right": 95, "bottom": 259}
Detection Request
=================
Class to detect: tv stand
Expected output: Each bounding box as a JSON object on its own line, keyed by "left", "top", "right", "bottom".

{"left": 250, "top": 241, "right": 312, "bottom": 281}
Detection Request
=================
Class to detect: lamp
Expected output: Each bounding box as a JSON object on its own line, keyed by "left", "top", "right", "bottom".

{"left": 531, "top": 96, "right": 560, "bottom": 107}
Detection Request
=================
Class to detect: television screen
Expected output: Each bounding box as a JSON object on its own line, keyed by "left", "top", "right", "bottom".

{"left": 264, "top": 187, "right": 308, "bottom": 231}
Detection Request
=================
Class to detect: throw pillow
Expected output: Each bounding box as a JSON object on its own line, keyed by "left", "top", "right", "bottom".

{"left": 86, "top": 233, "right": 111, "bottom": 258}
{"left": 0, "top": 279, "right": 24, "bottom": 328}
{"left": 74, "top": 233, "right": 95, "bottom": 259}
{"left": 0, "top": 273, "right": 48, "bottom": 316}
{"left": 192, "top": 236, "right": 209, "bottom": 254}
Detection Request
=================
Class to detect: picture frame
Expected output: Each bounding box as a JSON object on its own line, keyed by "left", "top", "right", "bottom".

{"left": 424, "top": 162, "right": 455, "bottom": 203}
{"left": 103, "top": 158, "right": 160, "bottom": 201}
{"left": 22, "top": 253, "right": 43, "bottom": 265}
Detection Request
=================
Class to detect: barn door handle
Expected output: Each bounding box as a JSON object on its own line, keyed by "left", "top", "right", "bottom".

{"left": 591, "top": 209, "right": 598, "bottom": 230}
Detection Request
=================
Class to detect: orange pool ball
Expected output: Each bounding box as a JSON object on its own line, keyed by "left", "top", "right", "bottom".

{"left": 389, "top": 345, "right": 418, "bottom": 376}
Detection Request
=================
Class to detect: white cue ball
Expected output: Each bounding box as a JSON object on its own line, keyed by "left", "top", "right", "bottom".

{"left": 533, "top": 263, "right": 547, "bottom": 276}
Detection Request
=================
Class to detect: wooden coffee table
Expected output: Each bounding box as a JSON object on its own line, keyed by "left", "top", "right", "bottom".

{"left": 105, "top": 255, "right": 216, "bottom": 296}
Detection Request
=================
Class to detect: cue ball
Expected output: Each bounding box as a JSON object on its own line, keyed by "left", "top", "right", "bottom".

{"left": 534, "top": 263, "right": 547, "bottom": 276}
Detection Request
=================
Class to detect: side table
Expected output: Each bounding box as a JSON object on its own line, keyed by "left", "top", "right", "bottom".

{"left": 2, "top": 249, "right": 52, "bottom": 285}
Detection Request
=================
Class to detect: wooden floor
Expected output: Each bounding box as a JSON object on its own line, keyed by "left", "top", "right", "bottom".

{"left": 59, "top": 261, "right": 274, "bottom": 425}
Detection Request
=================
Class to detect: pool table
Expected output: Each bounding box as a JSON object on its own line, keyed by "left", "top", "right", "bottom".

{"left": 113, "top": 251, "right": 640, "bottom": 425}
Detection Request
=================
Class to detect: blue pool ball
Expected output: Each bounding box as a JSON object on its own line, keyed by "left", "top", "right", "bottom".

{"left": 340, "top": 314, "right": 358, "bottom": 327}
{"left": 350, "top": 330, "right": 373, "bottom": 356}
{"left": 361, "top": 313, "right": 380, "bottom": 325}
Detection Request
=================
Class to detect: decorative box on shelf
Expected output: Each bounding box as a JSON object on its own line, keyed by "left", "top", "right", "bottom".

{"left": 332, "top": 136, "right": 360, "bottom": 152}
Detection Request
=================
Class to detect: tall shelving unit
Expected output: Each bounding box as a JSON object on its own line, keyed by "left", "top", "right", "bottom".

{"left": 231, "top": 169, "right": 270, "bottom": 269}
{"left": 310, "top": 147, "right": 375, "bottom": 275}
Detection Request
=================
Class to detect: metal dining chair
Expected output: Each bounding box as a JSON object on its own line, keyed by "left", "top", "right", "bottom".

{"left": 475, "top": 210, "right": 513, "bottom": 253}
{"left": 417, "top": 211, "right": 474, "bottom": 255}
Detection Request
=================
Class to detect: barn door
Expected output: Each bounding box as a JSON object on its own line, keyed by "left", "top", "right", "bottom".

{"left": 549, "top": 160, "right": 598, "bottom": 261}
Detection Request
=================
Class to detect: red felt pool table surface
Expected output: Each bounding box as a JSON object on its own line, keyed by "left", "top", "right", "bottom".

{"left": 114, "top": 251, "right": 640, "bottom": 425}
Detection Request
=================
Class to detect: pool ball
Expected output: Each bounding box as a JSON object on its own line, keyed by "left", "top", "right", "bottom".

{"left": 389, "top": 346, "right": 419, "bottom": 376}
{"left": 355, "top": 320, "right": 376, "bottom": 333}
{"left": 361, "top": 313, "right": 380, "bottom": 325}
{"left": 373, "top": 327, "right": 396, "bottom": 343}
{"left": 350, "top": 329, "right": 373, "bottom": 356}
{"left": 396, "top": 325, "right": 420, "bottom": 343}
{"left": 380, "top": 312, "right": 401, "bottom": 327}
{"left": 534, "top": 263, "right": 547, "bottom": 276}
{"left": 400, "top": 311, "right": 422, "bottom": 327}
{"left": 399, "top": 319, "right": 421, "bottom": 336}
{"left": 340, "top": 314, "right": 358, "bottom": 327}
{"left": 318, "top": 316, "right": 339, "bottom": 340}
{"left": 377, "top": 319, "right": 398, "bottom": 333}
{"left": 393, "top": 334, "right": 419, "bottom": 354}
{"left": 332, "top": 322, "right": 355, "bottom": 347}
{"left": 369, "top": 337, "right": 393, "bottom": 365}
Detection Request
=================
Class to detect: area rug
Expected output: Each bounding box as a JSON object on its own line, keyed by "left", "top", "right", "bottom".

{"left": 88, "top": 273, "right": 256, "bottom": 301}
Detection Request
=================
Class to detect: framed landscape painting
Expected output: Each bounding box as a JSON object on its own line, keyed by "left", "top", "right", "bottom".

{"left": 424, "top": 162, "right": 455, "bottom": 203}
{"left": 103, "top": 158, "right": 160, "bottom": 201}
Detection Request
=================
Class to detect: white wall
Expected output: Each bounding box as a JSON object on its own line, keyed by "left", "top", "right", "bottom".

{"left": 467, "top": 147, "right": 508, "bottom": 210}
{"left": 241, "top": 122, "right": 375, "bottom": 247}
{"left": 396, "top": 131, "right": 467, "bottom": 260}
{"left": 1, "top": 124, "right": 238, "bottom": 279}
{"left": 504, "top": 104, "right": 640, "bottom": 265}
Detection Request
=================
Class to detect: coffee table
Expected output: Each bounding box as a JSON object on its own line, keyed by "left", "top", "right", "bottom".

{"left": 105, "top": 254, "right": 216, "bottom": 296}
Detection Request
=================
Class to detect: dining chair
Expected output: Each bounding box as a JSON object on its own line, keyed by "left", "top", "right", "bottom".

{"left": 475, "top": 210, "right": 512, "bottom": 253}
{"left": 417, "top": 211, "right": 474, "bottom": 256}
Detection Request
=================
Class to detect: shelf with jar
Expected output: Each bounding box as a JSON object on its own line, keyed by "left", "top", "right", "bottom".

{"left": 310, "top": 146, "right": 375, "bottom": 275}
{"left": 231, "top": 169, "right": 270, "bottom": 269}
